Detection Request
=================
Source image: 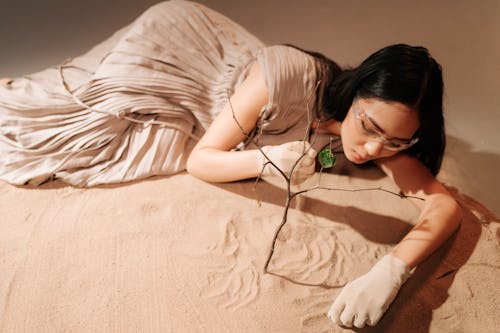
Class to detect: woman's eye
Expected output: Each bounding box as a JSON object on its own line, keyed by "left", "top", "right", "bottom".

{"left": 387, "top": 142, "right": 402, "bottom": 149}
{"left": 361, "top": 120, "right": 377, "bottom": 136}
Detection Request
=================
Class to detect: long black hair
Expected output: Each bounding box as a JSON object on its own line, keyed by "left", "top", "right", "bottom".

{"left": 285, "top": 43, "right": 445, "bottom": 176}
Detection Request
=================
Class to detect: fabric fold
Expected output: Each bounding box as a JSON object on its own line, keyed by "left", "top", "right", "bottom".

{"left": 0, "top": 0, "right": 324, "bottom": 187}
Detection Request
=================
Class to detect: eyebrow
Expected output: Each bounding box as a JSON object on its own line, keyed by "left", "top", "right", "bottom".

{"left": 366, "top": 115, "right": 415, "bottom": 142}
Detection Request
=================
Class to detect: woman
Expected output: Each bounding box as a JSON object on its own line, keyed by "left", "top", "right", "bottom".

{"left": 0, "top": 0, "right": 461, "bottom": 329}
{"left": 187, "top": 42, "right": 462, "bottom": 328}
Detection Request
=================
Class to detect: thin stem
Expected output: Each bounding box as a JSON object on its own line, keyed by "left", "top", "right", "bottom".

{"left": 289, "top": 81, "right": 322, "bottom": 181}
{"left": 263, "top": 194, "right": 291, "bottom": 273}
{"left": 265, "top": 271, "right": 341, "bottom": 289}
{"left": 225, "top": 84, "right": 424, "bottom": 287}
{"left": 263, "top": 184, "right": 424, "bottom": 275}
{"left": 226, "top": 90, "right": 289, "bottom": 180}
{"left": 290, "top": 186, "right": 425, "bottom": 202}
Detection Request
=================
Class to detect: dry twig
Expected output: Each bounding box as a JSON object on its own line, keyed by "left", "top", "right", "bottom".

{"left": 225, "top": 82, "right": 424, "bottom": 284}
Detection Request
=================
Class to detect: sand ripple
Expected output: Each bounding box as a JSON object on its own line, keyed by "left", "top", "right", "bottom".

{"left": 174, "top": 213, "right": 267, "bottom": 311}
{"left": 267, "top": 213, "right": 390, "bottom": 287}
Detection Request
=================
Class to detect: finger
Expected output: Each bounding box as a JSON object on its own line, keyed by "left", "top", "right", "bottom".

{"left": 299, "top": 148, "right": 317, "bottom": 165}
{"left": 291, "top": 177, "right": 306, "bottom": 186}
{"left": 299, "top": 155, "right": 314, "bottom": 167}
{"left": 328, "top": 298, "right": 345, "bottom": 325}
{"left": 294, "top": 163, "right": 315, "bottom": 181}
{"left": 308, "top": 147, "right": 317, "bottom": 158}
{"left": 291, "top": 170, "right": 313, "bottom": 185}
{"left": 297, "top": 141, "right": 312, "bottom": 154}
{"left": 354, "top": 313, "right": 368, "bottom": 328}
{"left": 301, "top": 163, "right": 315, "bottom": 176}
{"left": 339, "top": 306, "right": 355, "bottom": 327}
{"left": 327, "top": 305, "right": 337, "bottom": 323}
{"left": 368, "top": 311, "right": 384, "bottom": 327}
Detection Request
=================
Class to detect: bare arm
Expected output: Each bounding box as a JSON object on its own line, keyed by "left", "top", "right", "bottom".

{"left": 375, "top": 153, "right": 462, "bottom": 269}
{"left": 186, "top": 62, "right": 268, "bottom": 182}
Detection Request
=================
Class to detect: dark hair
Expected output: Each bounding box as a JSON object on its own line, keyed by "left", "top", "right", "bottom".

{"left": 285, "top": 43, "right": 445, "bottom": 176}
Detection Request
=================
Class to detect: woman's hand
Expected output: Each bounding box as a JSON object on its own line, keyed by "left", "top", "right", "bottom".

{"left": 327, "top": 254, "right": 411, "bottom": 328}
{"left": 258, "top": 141, "right": 316, "bottom": 185}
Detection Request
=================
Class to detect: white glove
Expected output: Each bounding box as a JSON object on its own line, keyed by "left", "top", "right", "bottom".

{"left": 257, "top": 141, "right": 316, "bottom": 185}
{"left": 327, "top": 254, "right": 411, "bottom": 328}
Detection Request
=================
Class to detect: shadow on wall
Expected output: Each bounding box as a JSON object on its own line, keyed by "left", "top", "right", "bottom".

{"left": 440, "top": 134, "right": 500, "bottom": 218}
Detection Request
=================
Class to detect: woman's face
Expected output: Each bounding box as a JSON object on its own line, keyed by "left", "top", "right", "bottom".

{"left": 340, "top": 97, "right": 420, "bottom": 164}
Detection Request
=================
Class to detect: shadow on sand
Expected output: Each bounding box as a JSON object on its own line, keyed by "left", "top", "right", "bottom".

{"left": 209, "top": 150, "right": 490, "bottom": 332}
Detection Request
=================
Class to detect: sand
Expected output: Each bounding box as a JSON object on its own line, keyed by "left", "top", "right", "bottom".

{"left": 1, "top": 149, "right": 498, "bottom": 333}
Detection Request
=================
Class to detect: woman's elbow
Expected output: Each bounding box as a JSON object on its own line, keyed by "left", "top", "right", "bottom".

{"left": 186, "top": 149, "right": 215, "bottom": 182}
{"left": 185, "top": 150, "right": 199, "bottom": 177}
{"left": 426, "top": 193, "right": 462, "bottom": 233}
{"left": 442, "top": 195, "right": 463, "bottom": 233}
{"left": 451, "top": 198, "right": 463, "bottom": 230}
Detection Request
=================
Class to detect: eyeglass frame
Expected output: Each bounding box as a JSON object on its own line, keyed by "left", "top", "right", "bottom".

{"left": 353, "top": 101, "right": 420, "bottom": 151}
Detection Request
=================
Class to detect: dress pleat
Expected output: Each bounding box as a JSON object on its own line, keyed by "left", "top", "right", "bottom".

{"left": 0, "top": 0, "right": 264, "bottom": 186}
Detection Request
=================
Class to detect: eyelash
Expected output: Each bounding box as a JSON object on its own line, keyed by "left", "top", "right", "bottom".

{"left": 360, "top": 120, "right": 402, "bottom": 148}
{"left": 360, "top": 119, "right": 378, "bottom": 136}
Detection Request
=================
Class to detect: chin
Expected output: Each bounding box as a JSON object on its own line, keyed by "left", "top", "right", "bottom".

{"left": 347, "top": 149, "right": 369, "bottom": 164}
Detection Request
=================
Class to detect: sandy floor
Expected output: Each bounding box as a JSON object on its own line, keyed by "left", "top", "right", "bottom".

{"left": 0, "top": 1, "right": 499, "bottom": 332}
{"left": 1, "top": 154, "right": 498, "bottom": 332}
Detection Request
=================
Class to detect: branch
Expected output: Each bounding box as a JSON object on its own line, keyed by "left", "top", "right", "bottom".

{"left": 225, "top": 81, "right": 423, "bottom": 287}
{"left": 290, "top": 185, "right": 426, "bottom": 202}
{"left": 226, "top": 90, "right": 288, "bottom": 181}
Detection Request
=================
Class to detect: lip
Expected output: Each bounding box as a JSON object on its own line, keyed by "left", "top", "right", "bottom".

{"left": 352, "top": 150, "right": 367, "bottom": 162}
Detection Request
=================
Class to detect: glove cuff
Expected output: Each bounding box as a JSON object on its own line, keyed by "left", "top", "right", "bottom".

{"left": 375, "top": 254, "right": 412, "bottom": 286}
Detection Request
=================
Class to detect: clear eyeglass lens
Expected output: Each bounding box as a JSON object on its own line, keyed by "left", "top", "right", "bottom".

{"left": 355, "top": 106, "right": 415, "bottom": 151}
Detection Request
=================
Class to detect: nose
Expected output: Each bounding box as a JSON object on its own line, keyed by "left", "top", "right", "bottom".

{"left": 364, "top": 140, "right": 384, "bottom": 157}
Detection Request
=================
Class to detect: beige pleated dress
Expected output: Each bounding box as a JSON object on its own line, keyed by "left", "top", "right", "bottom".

{"left": 0, "top": 0, "right": 320, "bottom": 187}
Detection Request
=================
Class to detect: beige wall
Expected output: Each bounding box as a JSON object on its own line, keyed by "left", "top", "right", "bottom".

{"left": 1, "top": 0, "right": 498, "bottom": 214}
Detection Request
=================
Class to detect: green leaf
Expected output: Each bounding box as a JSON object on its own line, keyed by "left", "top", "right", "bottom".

{"left": 318, "top": 147, "right": 336, "bottom": 169}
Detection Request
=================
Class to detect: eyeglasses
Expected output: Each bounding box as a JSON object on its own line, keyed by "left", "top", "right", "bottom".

{"left": 353, "top": 103, "right": 419, "bottom": 151}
